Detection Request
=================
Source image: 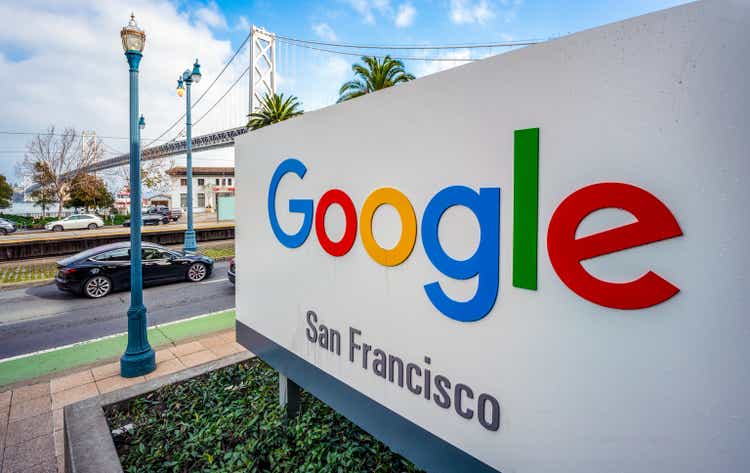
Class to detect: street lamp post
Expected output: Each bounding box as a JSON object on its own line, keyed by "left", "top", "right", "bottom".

{"left": 176, "top": 60, "right": 202, "bottom": 252}
{"left": 120, "top": 14, "right": 155, "bottom": 378}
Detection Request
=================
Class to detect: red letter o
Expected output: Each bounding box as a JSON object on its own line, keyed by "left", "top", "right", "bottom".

{"left": 315, "top": 189, "right": 358, "bottom": 257}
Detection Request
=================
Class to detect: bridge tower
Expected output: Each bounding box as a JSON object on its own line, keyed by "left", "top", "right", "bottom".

{"left": 250, "top": 26, "right": 276, "bottom": 115}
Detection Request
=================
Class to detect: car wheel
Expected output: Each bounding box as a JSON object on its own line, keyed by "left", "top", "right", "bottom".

{"left": 53, "top": 225, "right": 63, "bottom": 232}
{"left": 186, "top": 263, "right": 208, "bottom": 282}
{"left": 87, "top": 223, "right": 98, "bottom": 230}
{"left": 162, "top": 217, "right": 169, "bottom": 224}
{"left": 83, "top": 276, "right": 112, "bottom": 298}
{"left": 0, "top": 229, "right": 6, "bottom": 236}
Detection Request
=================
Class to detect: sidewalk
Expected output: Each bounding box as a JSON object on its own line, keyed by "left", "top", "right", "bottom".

{"left": 0, "top": 328, "right": 248, "bottom": 473}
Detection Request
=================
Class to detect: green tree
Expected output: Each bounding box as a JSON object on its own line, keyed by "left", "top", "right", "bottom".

{"left": 246, "top": 93, "right": 304, "bottom": 130}
{"left": 338, "top": 56, "right": 415, "bottom": 103}
{"left": 0, "top": 175, "right": 13, "bottom": 209}
{"left": 65, "top": 173, "right": 114, "bottom": 211}
{"left": 29, "top": 161, "right": 56, "bottom": 217}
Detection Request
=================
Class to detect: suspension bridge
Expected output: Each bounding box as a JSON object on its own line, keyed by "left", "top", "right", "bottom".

{"left": 25, "top": 27, "right": 543, "bottom": 190}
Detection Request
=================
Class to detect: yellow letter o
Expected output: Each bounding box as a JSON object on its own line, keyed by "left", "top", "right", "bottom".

{"left": 359, "top": 187, "right": 417, "bottom": 267}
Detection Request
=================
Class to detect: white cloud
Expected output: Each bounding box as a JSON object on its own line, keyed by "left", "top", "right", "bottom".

{"left": 449, "top": 0, "right": 495, "bottom": 24}
{"left": 395, "top": 3, "right": 416, "bottom": 27}
{"left": 0, "top": 0, "right": 238, "bottom": 180}
{"left": 277, "top": 52, "right": 351, "bottom": 112}
{"left": 345, "top": 0, "right": 392, "bottom": 24}
{"left": 313, "top": 22, "right": 338, "bottom": 41}
{"left": 416, "top": 49, "right": 473, "bottom": 76}
{"left": 234, "top": 15, "right": 250, "bottom": 32}
{"left": 194, "top": 2, "right": 227, "bottom": 30}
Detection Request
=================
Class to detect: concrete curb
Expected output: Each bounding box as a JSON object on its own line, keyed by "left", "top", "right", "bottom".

{"left": 0, "top": 279, "right": 54, "bottom": 290}
{"left": 64, "top": 351, "right": 252, "bottom": 473}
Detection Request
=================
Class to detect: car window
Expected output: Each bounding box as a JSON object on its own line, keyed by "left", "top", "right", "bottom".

{"left": 92, "top": 248, "right": 130, "bottom": 262}
{"left": 143, "top": 248, "right": 168, "bottom": 260}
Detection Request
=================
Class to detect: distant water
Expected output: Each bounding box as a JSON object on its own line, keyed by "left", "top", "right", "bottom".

{"left": 2, "top": 201, "right": 60, "bottom": 216}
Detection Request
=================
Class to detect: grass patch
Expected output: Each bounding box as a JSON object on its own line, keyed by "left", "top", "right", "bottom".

{"left": 106, "top": 359, "right": 423, "bottom": 473}
{"left": 200, "top": 245, "right": 234, "bottom": 260}
{"left": 0, "top": 261, "right": 58, "bottom": 285}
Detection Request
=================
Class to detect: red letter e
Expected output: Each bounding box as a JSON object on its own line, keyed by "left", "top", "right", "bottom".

{"left": 547, "top": 183, "right": 682, "bottom": 309}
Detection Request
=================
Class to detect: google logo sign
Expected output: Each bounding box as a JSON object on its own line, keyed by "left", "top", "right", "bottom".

{"left": 268, "top": 128, "right": 683, "bottom": 322}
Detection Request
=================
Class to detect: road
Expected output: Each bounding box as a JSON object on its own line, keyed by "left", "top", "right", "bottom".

{"left": 0, "top": 261, "right": 235, "bottom": 359}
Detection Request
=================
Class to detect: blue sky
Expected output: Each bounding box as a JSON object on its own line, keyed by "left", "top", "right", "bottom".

{"left": 0, "top": 0, "right": 690, "bottom": 184}
{"left": 202, "top": 0, "right": 688, "bottom": 52}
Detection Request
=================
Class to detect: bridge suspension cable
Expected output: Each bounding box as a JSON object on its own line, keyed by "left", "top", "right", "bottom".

{"left": 193, "top": 67, "right": 250, "bottom": 128}
{"left": 145, "top": 31, "right": 252, "bottom": 147}
{"left": 273, "top": 35, "right": 545, "bottom": 50}
{"left": 276, "top": 38, "right": 475, "bottom": 62}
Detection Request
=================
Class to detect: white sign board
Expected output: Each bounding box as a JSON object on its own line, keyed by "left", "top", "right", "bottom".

{"left": 236, "top": 1, "right": 750, "bottom": 471}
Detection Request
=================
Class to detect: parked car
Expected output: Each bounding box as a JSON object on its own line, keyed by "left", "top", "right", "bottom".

{"left": 55, "top": 242, "right": 214, "bottom": 298}
{"left": 122, "top": 213, "right": 168, "bottom": 227}
{"left": 167, "top": 207, "right": 182, "bottom": 222}
{"left": 45, "top": 214, "right": 104, "bottom": 232}
{"left": 146, "top": 205, "right": 181, "bottom": 222}
{"left": 228, "top": 257, "right": 235, "bottom": 284}
{"left": 0, "top": 218, "right": 17, "bottom": 235}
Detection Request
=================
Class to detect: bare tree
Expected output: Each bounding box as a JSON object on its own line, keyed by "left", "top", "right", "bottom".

{"left": 17, "top": 126, "right": 103, "bottom": 218}
{"left": 108, "top": 156, "right": 173, "bottom": 193}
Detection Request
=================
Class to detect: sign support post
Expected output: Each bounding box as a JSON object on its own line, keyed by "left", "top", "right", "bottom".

{"left": 279, "top": 374, "right": 301, "bottom": 419}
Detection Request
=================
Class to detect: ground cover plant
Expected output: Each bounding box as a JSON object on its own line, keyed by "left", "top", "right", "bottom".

{"left": 0, "top": 261, "right": 57, "bottom": 285}
{"left": 106, "top": 359, "right": 422, "bottom": 473}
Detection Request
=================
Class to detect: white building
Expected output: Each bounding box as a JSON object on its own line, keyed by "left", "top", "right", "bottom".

{"left": 165, "top": 167, "right": 235, "bottom": 213}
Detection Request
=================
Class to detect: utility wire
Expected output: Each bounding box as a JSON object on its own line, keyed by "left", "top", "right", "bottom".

{"left": 0, "top": 130, "right": 172, "bottom": 142}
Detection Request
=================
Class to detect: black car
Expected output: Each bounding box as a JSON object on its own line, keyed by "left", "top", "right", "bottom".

{"left": 55, "top": 242, "right": 214, "bottom": 298}
{"left": 122, "top": 214, "right": 168, "bottom": 227}
{"left": 228, "top": 257, "right": 235, "bottom": 284}
{"left": 148, "top": 205, "right": 181, "bottom": 222}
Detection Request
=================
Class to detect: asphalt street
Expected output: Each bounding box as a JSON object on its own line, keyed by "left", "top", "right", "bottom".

{"left": 0, "top": 260, "right": 235, "bottom": 359}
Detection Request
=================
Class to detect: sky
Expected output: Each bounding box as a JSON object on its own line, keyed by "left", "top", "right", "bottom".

{"left": 0, "top": 0, "right": 691, "bottom": 186}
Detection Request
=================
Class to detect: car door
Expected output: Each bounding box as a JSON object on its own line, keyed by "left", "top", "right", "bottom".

{"left": 62, "top": 216, "right": 78, "bottom": 230}
{"left": 142, "top": 248, "right": 183, "bottom": 283}
{"left": 90, "top": 248, "right": 131, "bottom": 289}
{"left": 71, "top": 215, "right": 88, "bottom": 230}
{"left": 77, "top": 216, "right": 91, "bottom": 229}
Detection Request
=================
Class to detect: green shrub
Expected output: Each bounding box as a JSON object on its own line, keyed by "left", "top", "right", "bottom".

{"left": 106, "top": 359, "right": 423, "bottom": 473}
{"left": 0, "top": 213, "right": 57, "bottom": 229}
{"left": 106, "top": 214, "right": 130, "bottom": 226}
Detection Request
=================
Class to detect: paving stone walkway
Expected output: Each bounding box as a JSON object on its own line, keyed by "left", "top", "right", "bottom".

{"left": 0, "top": 329, "right": 246, "bottom": 473}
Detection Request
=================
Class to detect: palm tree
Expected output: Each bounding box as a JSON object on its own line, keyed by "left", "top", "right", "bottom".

{"left": 338, "top": 56, "right": 415, "bottom": 103}
{"left": 247, "top": 93, "right": 304, "bottom": 130}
